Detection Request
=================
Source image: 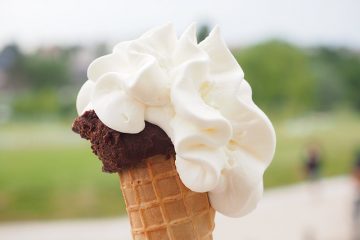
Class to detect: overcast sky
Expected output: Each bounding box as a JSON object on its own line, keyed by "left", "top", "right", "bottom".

{"left": 1, "top": 0, "right": 359, "bottom": 51}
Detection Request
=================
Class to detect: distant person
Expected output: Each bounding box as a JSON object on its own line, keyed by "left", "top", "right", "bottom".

{"left": 304, "top": 144, "right": 322, "bottom": 181}
{"left": 353, "top": 150, "right": 360, "bottom": 185}
{"left": 352, "top": 150, "right": 360, "bottom": 240}
{"left": 302, "top": 144, "right": 323, "bottom": 240}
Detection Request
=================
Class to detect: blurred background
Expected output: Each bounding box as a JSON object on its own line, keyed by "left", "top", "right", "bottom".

{"left": 0, "top": 0, "right": 360, "bottom": 239}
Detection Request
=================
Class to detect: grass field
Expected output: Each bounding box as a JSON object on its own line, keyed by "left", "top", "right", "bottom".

{"left": 0, "top": 111, "right": 359, "bottom": 221}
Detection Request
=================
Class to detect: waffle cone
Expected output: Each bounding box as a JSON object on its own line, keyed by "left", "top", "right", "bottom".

{"left": 118, "top": 154, "right": 215, "bottom": 240}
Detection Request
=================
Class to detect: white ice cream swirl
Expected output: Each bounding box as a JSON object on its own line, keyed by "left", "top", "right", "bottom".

{"left": 77, "top": 24, "right": 276, "bottom": 217}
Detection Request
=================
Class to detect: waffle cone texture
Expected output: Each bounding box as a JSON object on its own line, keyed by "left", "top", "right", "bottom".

{"left": 118, "top": 154, "right": 215, "bottom": 240}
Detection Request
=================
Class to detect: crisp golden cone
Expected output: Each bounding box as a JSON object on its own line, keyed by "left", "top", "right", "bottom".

{"left": 118, "top": 154, "right": 215, "bottom": 240}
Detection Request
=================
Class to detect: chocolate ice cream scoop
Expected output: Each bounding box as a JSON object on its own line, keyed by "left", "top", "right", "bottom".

{"left": 72, "top": 110, "right": 174, "bottom": 172}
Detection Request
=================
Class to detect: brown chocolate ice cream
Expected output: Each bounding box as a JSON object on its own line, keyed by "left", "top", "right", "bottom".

{"left": 72, "top": 110, "right": 174, "bottom": 172}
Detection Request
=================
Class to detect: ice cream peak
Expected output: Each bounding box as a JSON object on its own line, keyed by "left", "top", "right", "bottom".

{"left": 72, "top": 110, "right": 174, "bottom": 172}
{"left": 76, "top": 23, "right": 276, "bottom": 217}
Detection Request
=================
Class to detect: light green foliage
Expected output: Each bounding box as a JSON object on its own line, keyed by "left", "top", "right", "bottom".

{"left": 234, "top": 41, "right": 316, "bottom": 115}
{"left": 11, "top": 89, "right": 77, "bottom": 119}
{"left": 21, "top": 54, "right": 70, "bottom": 89}
{"left": 234, "top": 42, "right": 360, "bottom": 115}
{"left": 12, "top": 90, "right": 60, "bottom": 117}
{"left": 310, "top": 47, "right": 360, "bottom": 110}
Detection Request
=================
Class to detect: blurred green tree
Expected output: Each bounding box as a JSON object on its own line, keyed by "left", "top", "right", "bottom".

{"left": 2, "top": 46, "right": 75, "bottom": 118}
{"left": 234, "top": 41, "right": 316, "bottom": 115}
{"left": 342, "top": 55, "right": 360, "bottom": 110}
{"left": 309, "top": 47, "right": 345, "bottom": 111}
{"left": 22, "top": 54, "right": 70, "bottom": 89}
{"left": 310, "top": 47, "right": 360, "bottom": 111}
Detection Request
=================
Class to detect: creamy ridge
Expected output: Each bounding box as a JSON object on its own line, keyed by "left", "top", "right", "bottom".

{"left": 76, "top": 23, "right": 276, "bottom": 217}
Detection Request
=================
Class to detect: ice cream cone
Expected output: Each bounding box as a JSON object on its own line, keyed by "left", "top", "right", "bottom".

{"left": 73, "top": 23, "right": 276, "bottom": 240}
{"left": 118, "top": 154, "right": 215, "bottom": 240}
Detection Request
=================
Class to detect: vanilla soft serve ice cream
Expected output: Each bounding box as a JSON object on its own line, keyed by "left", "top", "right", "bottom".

{"left": 76, "top": 23, "right": 276, "bottom": 217}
